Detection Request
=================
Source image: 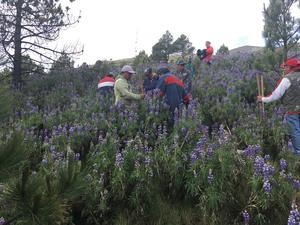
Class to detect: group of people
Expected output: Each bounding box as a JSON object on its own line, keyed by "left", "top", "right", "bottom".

{"left": 97, "top": 42, "right": 300, "bottom": 157}
{"left": 97, "top": 61, "right": 192, "bottom": 129}
{"left": 97, "top": 40, "right": 214, "bottom": 104}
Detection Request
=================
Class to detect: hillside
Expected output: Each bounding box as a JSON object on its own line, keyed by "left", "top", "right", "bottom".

{"left": 229, "top": 45, "right": 264, "bottom": 55}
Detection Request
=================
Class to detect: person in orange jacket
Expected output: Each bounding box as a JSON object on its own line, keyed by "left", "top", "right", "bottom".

{"left": 197, "top": 41, "right": 214, "bottom": 65}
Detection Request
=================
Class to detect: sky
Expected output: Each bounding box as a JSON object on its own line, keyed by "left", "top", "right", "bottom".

{"left": 57, "top": 0, "right": 278, "bottom": 65}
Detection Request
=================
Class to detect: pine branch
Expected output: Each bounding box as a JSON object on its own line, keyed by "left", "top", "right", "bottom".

{"left": 2, "top": 213, "right": 23, "bottom": 225}
{"left": 20, "top": 25, "right": 59, "bottom": 41}
{"left": 20, "top": 47, "right": 57, "bottom": 62}
{"left": 22, "top": 41, "right": 82, "bottom": 55}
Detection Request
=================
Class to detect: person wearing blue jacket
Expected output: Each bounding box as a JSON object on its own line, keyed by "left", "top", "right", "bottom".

{"left": 156, "top": 64, "right": 190, "bottom": 131}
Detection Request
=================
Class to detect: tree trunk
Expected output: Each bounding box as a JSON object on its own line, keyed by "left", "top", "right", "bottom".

{"left": 12, "top": 0, "right": 23, "bottom": 90}
{"left": 283, "top": 40, "right": 288, "bottom": 61}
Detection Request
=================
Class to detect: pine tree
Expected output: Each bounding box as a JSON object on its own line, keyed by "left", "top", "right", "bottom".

{"left": 172, "top": 34, "right": 195, "bottom": 59}
{"left": 0, "top": 0, "right": 81, "bottom": 89}
{"left": 216, "top": 44, "right": 230, "bottom": 56}
{"left": 263, "top": 0, "right": 300, "bottom": 60}
{"left": 151, "top": 31, "right": 174, "bottom": 62}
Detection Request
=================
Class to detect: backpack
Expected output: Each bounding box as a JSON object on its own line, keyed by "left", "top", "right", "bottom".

{"left": 196, "top": 49, "right": 207, "bottom": 60}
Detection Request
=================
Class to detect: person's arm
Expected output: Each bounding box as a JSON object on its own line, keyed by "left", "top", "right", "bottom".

{"left": 262, "top": 78, "right": 291, "bottom": 103}
{"left": 115, "top": 79, "right": 142, "bottom": 100}
{"left": 183, "top": 88, "right": 190, "bottom": 105}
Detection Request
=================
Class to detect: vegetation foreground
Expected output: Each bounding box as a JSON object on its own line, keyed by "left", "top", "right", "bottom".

{"left": 1, "top": 51, "right": 300, "bottom": 225}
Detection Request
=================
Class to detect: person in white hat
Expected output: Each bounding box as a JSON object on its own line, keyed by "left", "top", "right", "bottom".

{"left": 114, "top": 65, "right": 145, "bottom": 105}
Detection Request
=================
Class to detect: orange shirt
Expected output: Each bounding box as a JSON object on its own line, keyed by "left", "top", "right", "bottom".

{"left": 203, "top": 46, "right": 213, "bottom": 62}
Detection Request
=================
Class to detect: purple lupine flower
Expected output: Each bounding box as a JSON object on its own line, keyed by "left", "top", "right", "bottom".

{"left": 115, "top": 152, "right": 124, "bottom": 167}
{"left": 157, "top": 125, "right": 162, "bottom": 135}
{"left": 263, "top": 180, "right": 272, "bottom": 194}
{"left": 243, "top": 144, "right": 261, "bottom": 158}
{"left": 264, "top": 154, "right": 270, "bottom": 161}
{"left": 190, "top": 136, "right": 207, "bottom": 163}
{"left": 0, "top": 217, "right": 5, "bottom": 225}
{"left": 52, "top": 152, "right": 64, "bottom": 161}
{"left": 207, "top": 145, "right": 213, "bottom": 158}
{"left": 292, "top": 179, "right": 300, "bottom": 190}
{"left": 288, "top": 141, "right": 294, "bottom": 151}
{"left": 56, "top": 124, "right": 63, "bottom": 135}
{"left": 287, "top": 173, "right": 294, "bottom": 182}
{"left": 162, "top": 124, "right": 168, "bottom": 135}
{"left": 253, "top": 145, "right": 261, "bottom": 154}
{"left": 207, "top": 143, "right": 218, "bottom": 158}
{"left": 208, "top": 169, "right": 214, "bottom": 184}
{"left": 74, "top": 153, "right": 80, "bottom": 161}
{"left": 143, "top": 146, "right": 152, "bottom": 153}
{"left": 280, "top": 159, "right": 288, "bottom": 171}
{"left": 288, "top": 201, "right": 300, "bottom": 225}
{"left": 69, "top": 126, "right": 75, "bottom": 135}
{"left": 44, "top": 135, "right": 49, "bottom": 144}
{"left": 62, "top": 126, "right": 67, "bottom": 135}
{"left": 218, "top": 125, "right": 230, "bottom": 145}
{"left": 190, "top": 152, "right": 198, "bottom": 164}
{"left": 262, "top": 163, "right": 275, "bottom": 181}
{"left": 49, "top": 145, "right": 56, "bottom": 153}
{"left": 254, "top": 156, "right": 264, "bottom": 176}
{"left": 144, "top": 156, "right": 151, "bottom": 166}
{"left": 243, "top": 210, "right": 250, "bottom": 224}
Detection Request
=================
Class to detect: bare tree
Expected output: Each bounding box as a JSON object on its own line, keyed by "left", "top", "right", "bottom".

{"left": 0, "top": 0, "right": 82, "bottom": 89}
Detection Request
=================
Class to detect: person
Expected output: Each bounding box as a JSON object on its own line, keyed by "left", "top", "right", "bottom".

{"left": 186, "top": 56, "right": 196, "bottom": 78}
{"left": 114, "top": 65, "right": 145, "bottom": 106}
{"left": 143, "top": 67, "right": 159, "bottom": 92}
{"left": 97, "top": 72, "right": 115, "bottom": 97}
{"left": 257, "top": 58, "right": 300, "bottom": 155}
{"left": 156, "top": 64, "right": 190, "bottom": 130}
{"left": 197, "top": 41, "right": 214, "bottom": 65}
{"left": 174, "top": 60, "right": 192, "bottom": 93}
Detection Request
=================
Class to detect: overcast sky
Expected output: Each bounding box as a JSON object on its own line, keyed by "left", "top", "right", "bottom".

{"left": 58, "top": 0, "right": 278, "bottom": 65}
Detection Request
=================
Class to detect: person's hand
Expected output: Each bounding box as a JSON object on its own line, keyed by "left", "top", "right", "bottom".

{"left": 257, "top": 96, "right": 263, "bottom": 102}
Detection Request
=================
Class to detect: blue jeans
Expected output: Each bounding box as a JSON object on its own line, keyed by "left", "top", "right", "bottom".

{"left": 286, "top": 114, "right": 300, "bottom": 154}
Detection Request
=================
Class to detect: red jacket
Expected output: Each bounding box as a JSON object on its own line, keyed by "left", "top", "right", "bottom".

{"left": 203, "top": 46, "right": 213, "bottom": 62}
{"left": 98, "top": 76, "right": 115, "bottom": 89}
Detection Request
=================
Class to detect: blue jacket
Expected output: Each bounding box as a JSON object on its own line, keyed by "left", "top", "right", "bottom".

{"left": 157, "top": 72, "right": 190, "bottom": 110}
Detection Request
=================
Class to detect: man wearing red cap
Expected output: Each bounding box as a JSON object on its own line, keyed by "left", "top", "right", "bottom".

{"left": 257, "top": 58, "right": 300, "bottom": 155}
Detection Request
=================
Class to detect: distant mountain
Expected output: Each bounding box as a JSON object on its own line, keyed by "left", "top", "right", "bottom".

{"left": 229, "top": 45, "right": 264, "bottom": 55}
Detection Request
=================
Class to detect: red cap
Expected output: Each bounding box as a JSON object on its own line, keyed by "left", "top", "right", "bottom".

{"left": 281, "top": 58, "right": 300, "bottom": 68}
